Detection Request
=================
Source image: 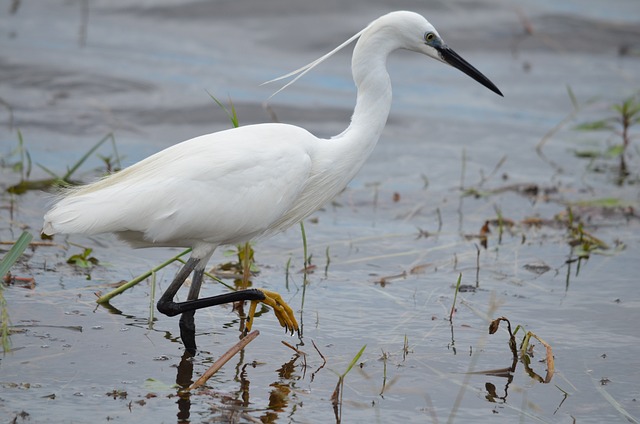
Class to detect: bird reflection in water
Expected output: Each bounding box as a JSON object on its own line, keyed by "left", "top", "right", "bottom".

{"left": 174, "top": 349, "right": 301, "bottom": 423}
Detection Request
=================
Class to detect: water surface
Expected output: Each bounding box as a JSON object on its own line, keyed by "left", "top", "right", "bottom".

{"left": 1, "top": 0, "right": 639, "bottom": 422}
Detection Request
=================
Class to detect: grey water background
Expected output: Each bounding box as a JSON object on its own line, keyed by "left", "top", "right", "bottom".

{"left": 1, "top": 0, "right": 640, "bottom": 422}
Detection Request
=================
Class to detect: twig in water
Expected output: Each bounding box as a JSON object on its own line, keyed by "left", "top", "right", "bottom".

{"left": 312, "top": 339, "right": 327, "bottom": 365}
{"left": 475, "top": 244, "right": 481, "bottom": 287}
{"left": 311, "top": 339, "right": 327, "bottom": 382}
{"left": 282, "top": 340, "right": 307, "bottom": 373}
{"left": 187, "top": 330, "right": 260, "bottom": 391}
{"left": 379, "top": 350, "right": 389, "bottom": 396}
{"left": 489, "top": 316, "right": 518, "bottom": 370}
{"left": 324, "top": 246, "right": 331, "bottom": 278}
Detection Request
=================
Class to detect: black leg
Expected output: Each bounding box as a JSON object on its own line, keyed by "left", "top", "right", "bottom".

{"left": 157, "top": 257, "right": 200, "bottom": 316}
{"left": 156, "top": 257, "right": 266, "bottom": 352}
{"left": 158, "top": 289, "right": 267, "bottom": 316}
{"left": 179, "top": 267, "right": 204, "bottom": 355}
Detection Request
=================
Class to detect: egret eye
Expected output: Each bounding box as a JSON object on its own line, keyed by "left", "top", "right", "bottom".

{"left": 424, "top": 32, "right": 435, "bottom": 43}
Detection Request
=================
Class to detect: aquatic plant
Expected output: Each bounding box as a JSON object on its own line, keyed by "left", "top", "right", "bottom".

{"left": 489, "top": 316, "right": 554, "bottom": 384}
{"left": 66, "top": 244, "right": 100, "bottom": 280}
{"left": 574, "top": 93, "right": 640, "bottom": 184}
{"left": 66, "top": 245, "right": 100, "bottom": 269}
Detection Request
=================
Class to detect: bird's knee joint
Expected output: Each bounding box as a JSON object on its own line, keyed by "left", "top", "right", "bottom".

{"left": 157, "top": 300, "right": 180, "bottom": 317}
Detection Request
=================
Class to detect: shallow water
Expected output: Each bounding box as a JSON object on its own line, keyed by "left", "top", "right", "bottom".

{"left": 1, "top": 0, "right": 640, "bottom": 423}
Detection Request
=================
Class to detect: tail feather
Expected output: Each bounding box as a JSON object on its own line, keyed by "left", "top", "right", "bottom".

{"left": 43, "top": 191, "right": 130, "bottom": 236}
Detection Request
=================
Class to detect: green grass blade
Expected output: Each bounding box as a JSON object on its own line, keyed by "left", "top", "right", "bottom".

{"left": 341, "top": 344, "right": 366, "bottom": 378}
{"left": 0, "top": 231, "right": 33, "bottom": 353}
{"left": 229, "top": 98, "right": 239, "bottom": 128}
{"left": 0, "top": 231, "right": 33, "bottom": 278}
{"left": 207, "top": 91, "right": 239, "bottom": 128}
{"left": 96, "top": 248, "right": 192, "bottom": 303}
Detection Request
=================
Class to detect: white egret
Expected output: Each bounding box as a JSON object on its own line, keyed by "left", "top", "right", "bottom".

{"left": 43, "top": 11, "right": 502, "bottom": 353}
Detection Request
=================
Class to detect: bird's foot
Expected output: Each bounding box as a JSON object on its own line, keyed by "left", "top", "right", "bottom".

{"left": 245, "top": 288, "right": 298, "bottom": 335}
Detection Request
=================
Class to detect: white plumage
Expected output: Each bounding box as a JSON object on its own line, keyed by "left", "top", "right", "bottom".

{"left": 45, "top": 124, "right": 318, "bottom": 246}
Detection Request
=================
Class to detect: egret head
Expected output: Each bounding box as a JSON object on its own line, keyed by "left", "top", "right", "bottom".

{"left": 381, "top": 11, "right": 503, "bottom": 97}
{"left": 266, "top": 10, "right": 502, "bottom": 98}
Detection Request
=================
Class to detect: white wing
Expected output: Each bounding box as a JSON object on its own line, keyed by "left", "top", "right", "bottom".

{"left": 43, "top": 123, "right": 317, "bottom": 247}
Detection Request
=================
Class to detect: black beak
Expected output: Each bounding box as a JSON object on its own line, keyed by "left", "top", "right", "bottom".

{"left": 437, "top": 45, "right": 503, "bottom": 97}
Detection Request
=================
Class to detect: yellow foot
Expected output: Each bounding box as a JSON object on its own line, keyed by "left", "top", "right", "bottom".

{"left": 246, "top": 289, "right": 298, "bottom": 335}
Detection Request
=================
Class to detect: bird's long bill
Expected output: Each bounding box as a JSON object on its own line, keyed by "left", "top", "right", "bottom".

{"left": 437, "top": 46, "right": 503, "bottom": 96}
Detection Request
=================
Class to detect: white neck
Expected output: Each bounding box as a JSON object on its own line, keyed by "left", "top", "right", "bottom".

{"left": 327, "top": 23, "right": 398, "bottom": 181}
